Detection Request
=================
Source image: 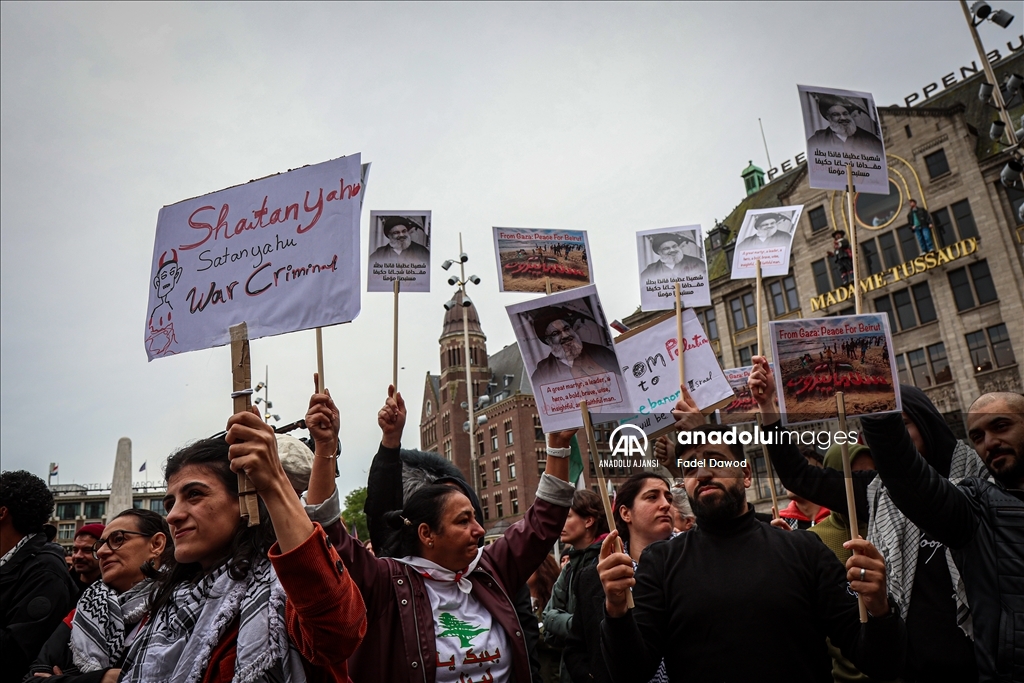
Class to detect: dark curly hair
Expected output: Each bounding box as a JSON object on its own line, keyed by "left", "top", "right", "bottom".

{"left": 109, "top": 508, "right": 175, "bottom": 579}
{"left": 383, "top": 484, "right": 461, "bottom": 558}
{"left": 0, "top": 470, "right": 55, "bottom": 535}
{"left": 149, "top": 437, "right": 275, "bottom": 614}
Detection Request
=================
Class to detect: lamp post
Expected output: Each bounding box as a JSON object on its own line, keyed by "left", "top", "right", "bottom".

{"left": 960, "top": 1, "right": 1024, "bottom": 186}
{"left": 253, "top": 366, "right": 281, "bottom": 423}
{"left": 443, "top": 233, "right": 482, "bottom": 494}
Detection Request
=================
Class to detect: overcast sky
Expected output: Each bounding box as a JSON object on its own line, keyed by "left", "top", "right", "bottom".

{"left": 2, "top": 2, "right": 1019, "bottom": 498}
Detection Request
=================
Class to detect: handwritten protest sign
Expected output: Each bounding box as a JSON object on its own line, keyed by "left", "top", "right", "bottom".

{"left": 768, "top": 313, "right": 900, "bottom": 425}
{"left": 492, "top": 227, "right": 593, "bottom": 293}
{"left": 613, "top": 310, "right": 734, "bottom": 440}
{"left": 367, "top": 211, "right": 431, "bottom": 292}
{"left": 729, "top": 206, "right": 803, "bottom": 279}
{"left": 507, "top": 284, "right": 626, "bottom": 432}
{"left": 799, "top": 85, "right": 889, "bottom": 195}
{"left": 145, "top": 155, "right": 366, "bottom": 361}
{"left": 718, "top": 364, "right": 774, "bottom": 425}
{"left": 636, "top": 226, "right": 710, "bottom": 310}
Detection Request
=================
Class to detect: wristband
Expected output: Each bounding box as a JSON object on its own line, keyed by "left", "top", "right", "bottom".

{"left": 546, "top": 446, "right": 571, "bottom": 459}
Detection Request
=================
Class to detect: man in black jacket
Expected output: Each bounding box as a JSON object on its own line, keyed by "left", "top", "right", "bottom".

{"left": 1, "top": 471, "right": 77, "bottom": 683}
{"left": 862, "top": 391, "right": 1024, "bottom": 682}
{"left": 597, "top": 425, "right": 906, "bottom": 683}
{"left": 906, "top": 199, "right": 935, "bottom": 253}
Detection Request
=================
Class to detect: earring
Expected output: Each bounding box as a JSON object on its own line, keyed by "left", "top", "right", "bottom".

{"left": 428, "top": 541, "right": 434, "bottom": 548}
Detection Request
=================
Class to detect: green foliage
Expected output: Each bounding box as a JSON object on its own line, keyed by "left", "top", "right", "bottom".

{"left": 342, "top": 486, "right": 368, "bottom": 540}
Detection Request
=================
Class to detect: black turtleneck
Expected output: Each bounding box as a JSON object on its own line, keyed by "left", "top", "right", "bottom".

{"left": 600, "top": 509, "right": 906, "bottom": 683}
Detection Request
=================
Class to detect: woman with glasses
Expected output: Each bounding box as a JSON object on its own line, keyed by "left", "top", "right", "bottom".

{"left": 22, "top": 509, "right": 172, "bottom": 682}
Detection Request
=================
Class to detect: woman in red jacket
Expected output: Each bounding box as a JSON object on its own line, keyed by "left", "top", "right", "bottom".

{"left": 118, "top": 406, "right": 366, "bottom": 683}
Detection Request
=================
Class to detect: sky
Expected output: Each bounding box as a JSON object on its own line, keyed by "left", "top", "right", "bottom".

{"left": 2, "top": 2, "right": 1019, "bottom": 498}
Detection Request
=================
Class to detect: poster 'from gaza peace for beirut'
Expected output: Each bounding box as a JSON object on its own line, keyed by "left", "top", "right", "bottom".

{"left": 146, "top": 155, "right": 367, "bottom": 360}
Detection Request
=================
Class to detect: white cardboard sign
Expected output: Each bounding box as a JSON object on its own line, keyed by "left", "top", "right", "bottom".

{"left": 145, "top": 155, "right": 366, "bottom": 360}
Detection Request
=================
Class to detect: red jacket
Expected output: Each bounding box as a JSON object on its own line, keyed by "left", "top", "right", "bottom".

{"left": 201, "top": 523, "right": 367, "bottom": 683}
{"left": 778, "top": 500, "right": 831, "bottom": 527}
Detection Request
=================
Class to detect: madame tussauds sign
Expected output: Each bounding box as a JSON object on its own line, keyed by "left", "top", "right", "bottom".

{"left": 809, "top": 237, "right": 978, "bottom": 312}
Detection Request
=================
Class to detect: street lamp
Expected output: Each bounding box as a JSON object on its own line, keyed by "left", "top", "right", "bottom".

{"left": 443, "top": 233, "right": 482, "bottom": 494}
{"left": 253, "top": 366, "right": 280, "bottom": 423}
{"left": 962, "top": 0, "right": 1023, "bottom": 187}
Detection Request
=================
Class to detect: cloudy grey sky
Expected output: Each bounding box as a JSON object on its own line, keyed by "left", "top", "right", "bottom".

{"left": 2, "top": 2, "right": 1017, "bottom": 497}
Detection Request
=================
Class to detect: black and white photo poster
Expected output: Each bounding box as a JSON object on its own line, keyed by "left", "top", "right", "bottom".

{"left": 367, "top": 211, "right": 431, "bottom": 292}
{"left": 636, "top": 226, "right": 710, "bottom": 310}
{"left": 730, "top": 206, "right": 803, "bottom": 279}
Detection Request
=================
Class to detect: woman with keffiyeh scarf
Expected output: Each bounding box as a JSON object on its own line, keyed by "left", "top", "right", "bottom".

{"left": 22, "top": 509, "right": 172, "bottom": 683}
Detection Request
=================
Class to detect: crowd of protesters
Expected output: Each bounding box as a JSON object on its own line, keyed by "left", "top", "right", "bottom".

{"left": 1, "top": 365, "right": 1021, "bottom": 681}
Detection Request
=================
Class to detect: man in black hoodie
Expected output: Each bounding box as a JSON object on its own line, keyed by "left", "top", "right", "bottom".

{"left": 1, "top": 471, "right": 77, "bottom": 683}
{"left": 362, "top": 385, "right": 542, "bottom": 682}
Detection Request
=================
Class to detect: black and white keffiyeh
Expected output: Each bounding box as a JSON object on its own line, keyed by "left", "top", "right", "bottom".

{"left": 867, "top": 439, "right": 988, "bottom": 639}
{"left": 71, "top": 578, "right": 152, "bottom": 672}
{"left": 121, "top": 559, "right": 307, "bottom": 683}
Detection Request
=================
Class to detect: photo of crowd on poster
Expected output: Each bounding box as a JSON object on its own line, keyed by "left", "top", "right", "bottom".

{"left": 506, "top": 284, "right": 626, "bottom": 431}
{"left": 729, "top": 206, "right": 803, "bottom": 280}
{"left": 718, "top": 363, "right": 775, "bottom": 425}
{"left": 367, "top": 211, "right": 431, "bottom": 292}
{"left": 492, "top": 227, "right": 593, "bottom": 293}
{"left": 798, "top": 84, "right": 889, "bottom": 195}
{"left": 636, "top": 226, "right": 711, "bottom": 310}
{"left": 768, "top": 313, "right": 901, "bottom": 425}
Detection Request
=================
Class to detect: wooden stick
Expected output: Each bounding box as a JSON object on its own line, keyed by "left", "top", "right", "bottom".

{"left": 315, "top": 327, "right": 325, "bottom": 394}
{"left": 754, "top": 260, "right": 765, "bottom": 396}
{"left": 846, "top": 164, "right": 862, "bottom": 315}
{"left": 544, "top": 276, "right": 552, "bottom": 296}
{"left": 837, "top": 391, "right": 868, "bottom": 622}
{"left": 755, "top": 413, "right": 780, "bottom": 519}
{"left": 674, "top": 282, "right": 685, "bottom": 390}
{"left": 581, "top": 401, "right": 633, "bottom": 609}
{"left": 229, "top": 323, "right": 260, "bottom": 526}
{"left": 392, "top": 279, "right": 400, "bottom": 390}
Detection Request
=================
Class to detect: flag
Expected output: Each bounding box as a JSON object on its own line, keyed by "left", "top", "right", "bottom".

{"left": 138, "top": 462, "right": 147, "bottom": 473}
{"left": 568, "top": 435, "right": 584, "bottom": 488}
{"left": 49, "top": 463, "right": 58, "bottom": 476}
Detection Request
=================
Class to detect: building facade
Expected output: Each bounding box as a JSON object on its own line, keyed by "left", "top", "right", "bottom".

{"left": 48, "top": 482, "right": 168, "bottom": 554}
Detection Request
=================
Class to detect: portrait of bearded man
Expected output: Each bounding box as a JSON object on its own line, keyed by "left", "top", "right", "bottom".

{"left": 806, "top": 94, "right": 884, "bottom": 160}
{"left": 640, "top": 231, "right": 704, "bottom": 281}
{"left": 528, "top": 305, "right": 619, "bottom": 388}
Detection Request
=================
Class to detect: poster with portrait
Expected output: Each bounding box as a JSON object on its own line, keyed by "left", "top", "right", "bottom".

{"left": 506, "top": 284, "right": 627, "bottom": 432}
{"left": 798, "top": 84, "right": 889, "bottom": 195}
{"left": 367, "top": 211, "right": 431, "bottom": 292}
{"left": 636, "top": 226, "right": 710, "bottom": 310}
{"left": 768, "top": 313, "right": 901, "bottom": 425}
{"left": 729, "top": 206, "right": 803, "bottom": 279}
{"left": 145, "top": 154, "right": 368, "bottom": 361}
{"left": 492, "top": 227, "right": 593, "bottom": 293}
{"left": 612, "top": 310, "right": 734, "bottom": 440}
{"left": 717, "top": 363, "right": 775, "bottom": 425}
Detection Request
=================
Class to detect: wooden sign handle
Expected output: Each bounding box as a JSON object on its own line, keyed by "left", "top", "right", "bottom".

{"left": 229, "top": 323, "right": 261, "bottom": 526}
{"left": 755, "top": 413, "right": 780, "bottom": 519}
{"left": 674, "top": 282, "right": 685, "bottom": 390}
{"left": 837, "top": 391, "right": 868, "bottom": 622}
{"left": 393, "top": 279, "right": 400, "bottom": 390}
{"left": 581, "top": 401, "right": 634, "bottom": 610}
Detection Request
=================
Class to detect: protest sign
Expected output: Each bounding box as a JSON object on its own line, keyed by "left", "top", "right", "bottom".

{"left": 729, "top": 206, "right": 803, "bottom": 279}
{"left": 799, "top": 85, "right": 889, "bottom": 195}
{"left": 636, "top": 226, "right": 710, "bottom": 310}
{"left": 492, "top": 227, "right": 593, "bottom": 293}
{"left": 145, "top": 155, "right": 366, "bottom": 361}
{"left": 718, "top": 363, "right": 774, "bottom": 425}
{"left": 507, "top": 284, "right": 626, "bottom": 432}
{"left": 367, "top": 211, "right": 431, "bottom": 292}
{"left": 768, "top": 313, "right": 900, "bottom": 425}
{"left": 613, "top": 310, "right": 734, "bottom": 440}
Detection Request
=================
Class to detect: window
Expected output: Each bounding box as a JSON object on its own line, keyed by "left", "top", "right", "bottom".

{"left": 477, "top": 432, "right": 485, "bottom": 456}
{"left": 753, "top": 456, "right": 785, "bottom": 500}
{"left": 536, "top": 448, "right": 547, "bottom": 474}
{"left": 696, "top": 307, "right": 719, "bottom": 341}
{"left": 966, "top": 330, "right": 993, "bottom": 373}
{"left": 905, "top": 124, "right": 913, "bottom": 138}
{"left": 442, "top": 413, "right": 450, "bottom": 436}
{"left": 737, "top": 344, "right": 758, "bottom": 367}
{"left": 812, "top": 259, "right": 833, "bottom": 295}
{"left": 924, "top": 149, "right": 950, "bottom": 178}
{"left": 892, "top": 289, "right": 917, "bottom": 330}
{"left": 876, "top": 284, "right": 935, "bottom": 331}
{"left": 878, "top": 232, "right": 901, "bottom": 269}
{"left": 729, "top": 297, "right": 744, "bottom": 331}
{"left": 84, "top": 501, "right": 105, "bottom": 519}
{"left": 911, "top": 283, "right": 936, "bottom": 323}
{"left": 504, "top": 374, "right": 514, "bottom": 387}
{"left": 490, "top": 427, "right": 498, "bottom": 452}
{"left": 767, "top": 276, "right": 799, "bottom": 316}
{"left": 874, "top": 295, "right": 896, "bottom": 332}
{"left": 861, "top": 239, "right": 882, "bottom": 275}
{"left": 479, "top": 463, "right": 487, "bottom": 489}
{"left": 743, "top": 292, "right": 756, "bottom": 328}
{"left": 928, "top": 342, "right": 952, "bottom": 384}
{"left": 895, "top": 354, "right": 910, "bottom": 385}
{"left": 729, "top": 292, "right": 756, "bottom": 331}
{"left": 988, "top": 324, "right": 1016, "bottom": 368}
{"left": 58, "top": 523, "right": 75, "bottom": 540}
{"left": 510, "top": 488, "right": 520, "bottom": 515}
{"left": 725, "top": 246, "right": 735, "bottom": 270}
{"left": 951, "top": 199, "right": 979, "bottom": 239}
{"left": 907, "top": 349, "right": 931, "bottom": 387}
{"left": 492, "top": 457, "right": 501, "bottom": 485}
{"left": 1006, "top": 184, "right": 1024, "bottom": 225}
{"left": 481, "top": 496, "right": 490, "bottom": 521}
{"left": 505, "top": 420, "right": 514, "bottom": 446}
{"left": 56, "top": 502, "right": 79, "bottom": 520}
{"left": 441, "top": 387, "right": 448, "bottom": 403}
{"left": 808, "top": 205, "right": 829, "bottom": 232}
{"left": 896, "top": 225, "right": 919, "bottom": 260}
{"left": 932, "top": 208, "right": 955, "bottom": 248}
{"left": 507, "top": 453, "right": 517, "bottom": 480}
{"left": 948, "top": 260, "right": 997, "bottom": 311}
{"left": 150, "top": 499, "right": 165, "bottom": 515}
{"left": 133, "top": 499, "right": 143, "bottom": 509}
{"left": 533, "top": 416, "right": 544, "bottom": 441}
{"left": 494, "top": 493, "right": 504, "bottom": 518}
{"left": 444, "top": 440, "right": 452, "bottom": 461}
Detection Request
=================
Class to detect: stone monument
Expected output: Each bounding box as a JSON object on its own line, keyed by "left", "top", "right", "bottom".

{"left": 107, "top": 437, "right": 133, "bottom": 517}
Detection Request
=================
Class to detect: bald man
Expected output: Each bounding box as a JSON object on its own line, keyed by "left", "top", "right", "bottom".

{"left": 862, "top": 392, "right": 1023, "bottom": 682}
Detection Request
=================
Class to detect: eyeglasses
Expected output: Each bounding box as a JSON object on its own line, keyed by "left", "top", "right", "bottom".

{"left": 92, "top": 530, "right": 152, "bottom": 557}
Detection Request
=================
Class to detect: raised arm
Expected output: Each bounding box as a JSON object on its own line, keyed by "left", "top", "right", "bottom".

{"left": 364, "top": 385, "right": 406, "bottom": 552}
